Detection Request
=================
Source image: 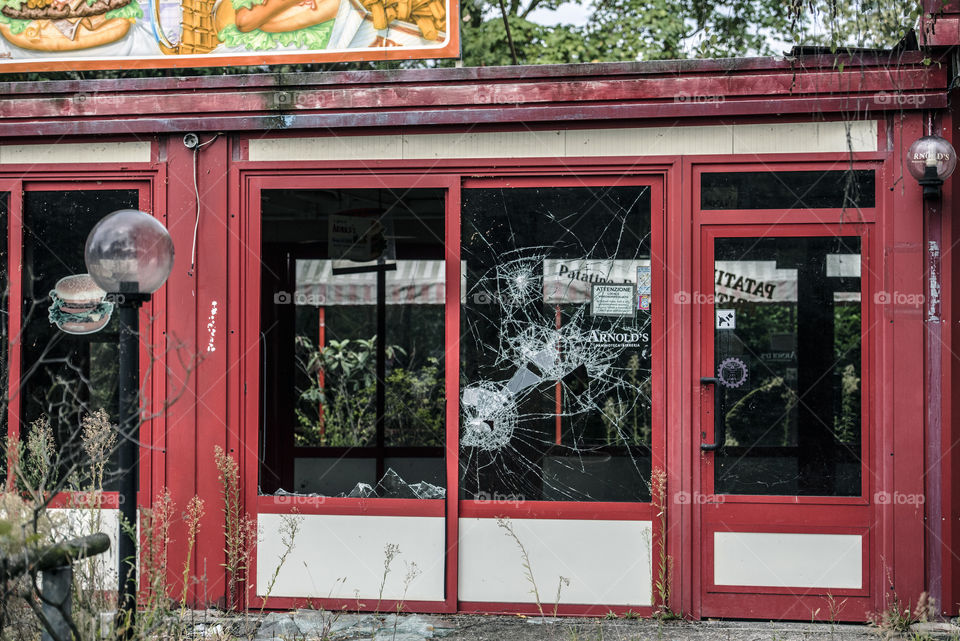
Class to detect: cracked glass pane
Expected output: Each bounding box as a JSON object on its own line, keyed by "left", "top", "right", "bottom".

{"left": 260, "top": 189, "right": 446, "bottom": 497}
{"left": 460, "top": 185, "right": 653, "bottom": 502}
{"left": 712, "top": 236, "right": 862, "bottom": 496}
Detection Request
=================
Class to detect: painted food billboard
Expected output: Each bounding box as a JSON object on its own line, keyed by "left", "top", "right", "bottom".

{"left": 0, "top": 0, "right": 457, "bottom": 69}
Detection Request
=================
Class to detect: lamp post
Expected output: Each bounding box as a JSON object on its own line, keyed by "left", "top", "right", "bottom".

{"left": 84, "top": 210, "right": 174, "bottom": 637}
{"left": 906, "top": 133, "right": 955, "bottom": 610}
{"left": 907, "top": 134, "right": 957, "bottom": 199}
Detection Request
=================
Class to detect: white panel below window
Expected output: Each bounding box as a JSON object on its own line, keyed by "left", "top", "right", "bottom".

{"left": 458, "top": 518, "right": 652, "bottom": 606}
{"left": 713, "top": 531, "right": 862, "bottom": 589}
{"left": 256, "top": 513, "right": 445, "bottom": 601}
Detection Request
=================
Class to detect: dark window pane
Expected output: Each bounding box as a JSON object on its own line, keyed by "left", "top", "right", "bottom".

{"left": 461, "top": 186, "right": 653, "bottom": 503}
{"left": 712, "top": 235, "right": 862, "bottom": 496}
{"left": 21, "top": 190, "right": 138, "bottom": 492}
{"left": 701, "top": 171, "right": 875, "bottom": 210}
{"left": 260, "top": 189, "right": 446, "bottom": 498}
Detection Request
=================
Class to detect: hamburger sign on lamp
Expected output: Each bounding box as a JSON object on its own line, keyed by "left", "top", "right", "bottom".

{"left": 84, "top": 209, "right": 173, "bottom": 637}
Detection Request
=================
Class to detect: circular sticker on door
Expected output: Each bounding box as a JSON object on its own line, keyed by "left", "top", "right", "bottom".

{"left": 717, "top": 357, "right": 748, "bottom": 389}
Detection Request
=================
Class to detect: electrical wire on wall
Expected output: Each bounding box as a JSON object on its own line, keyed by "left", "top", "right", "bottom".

{"left": 184, "top": 132, "right": 220, "bottom": 278}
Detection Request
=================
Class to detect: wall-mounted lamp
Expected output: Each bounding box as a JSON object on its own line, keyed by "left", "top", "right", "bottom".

{"left": 907, "top": 135, "right": 957, "bottom": 199}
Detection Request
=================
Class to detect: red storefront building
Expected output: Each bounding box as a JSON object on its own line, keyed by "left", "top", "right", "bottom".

{"left": 4, "top": 6, "right": 960, "bottom": 622}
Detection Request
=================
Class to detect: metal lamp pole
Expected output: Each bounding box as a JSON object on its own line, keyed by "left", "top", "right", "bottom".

{"left": 115, "top": 284, "right": 148, "bottom": 637}
{"left": 84, "top": 209, "right": 174, "bottom": 640}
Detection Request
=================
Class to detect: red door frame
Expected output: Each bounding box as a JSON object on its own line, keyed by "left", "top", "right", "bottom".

{"left": 3, "top": 177, "right": 162, "bottom": 513}
{"left": 688, "top": 160, "right": 883, "bottom": 621}
{"left": 231, "top": 150, "right": 916, "bottom": 618}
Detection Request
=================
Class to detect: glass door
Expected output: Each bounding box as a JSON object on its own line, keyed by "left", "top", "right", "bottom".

{"left": 696, "top": 225, "right": 874, "bottom": 620}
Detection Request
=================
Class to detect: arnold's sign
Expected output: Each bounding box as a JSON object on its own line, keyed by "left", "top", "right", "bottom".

{"left": 0, "top": 0, "right": 457, "bottom": 71}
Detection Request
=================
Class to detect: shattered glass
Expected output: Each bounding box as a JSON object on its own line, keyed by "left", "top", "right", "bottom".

{"left": 460, "top": 186, "right": 654, "bottom": 502}
{"left": 345, "top": 468, "right": 446, "bottom": 499}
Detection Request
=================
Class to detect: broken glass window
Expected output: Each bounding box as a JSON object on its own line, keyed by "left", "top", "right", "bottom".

{"left": 460, "top": 185, "right": 654, "bottom": 502}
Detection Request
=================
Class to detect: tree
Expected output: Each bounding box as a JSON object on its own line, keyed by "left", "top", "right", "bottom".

{"left": 459, "top": 0, "right": 923, "bottom": 67}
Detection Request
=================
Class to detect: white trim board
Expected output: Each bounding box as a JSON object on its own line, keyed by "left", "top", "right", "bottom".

{"left": 249, "top": 121, "right": 878, "bottom": 162}
{"left": 0, "top": 141, "right": 151, "bottom": 164}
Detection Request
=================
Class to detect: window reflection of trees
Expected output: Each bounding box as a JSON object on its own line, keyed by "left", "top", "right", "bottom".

{"left": 715, "top": 237, "right": 862, "bottom": 497}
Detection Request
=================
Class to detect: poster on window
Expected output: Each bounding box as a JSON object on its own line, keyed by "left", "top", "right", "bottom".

{"left": 0, "top": 0, "right": 457, "bottom": 70}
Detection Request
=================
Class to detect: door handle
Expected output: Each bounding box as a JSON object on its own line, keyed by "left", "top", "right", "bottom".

{"left": 700, "top": 376, "right": 725, "bottom": 451}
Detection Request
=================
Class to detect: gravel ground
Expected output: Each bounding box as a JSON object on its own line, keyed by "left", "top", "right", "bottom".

{"left": 233, "top": 611, "right": 960, "bottom": 641}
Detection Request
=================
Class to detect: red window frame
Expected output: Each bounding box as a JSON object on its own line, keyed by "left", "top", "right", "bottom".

{"left": 241, "top": 172, "right": 459, "bottom": 518}
{"left": 237, "top": 169, "right": 666, "bottom": 614}
{"left": 3, "top": 177, "right": 161, "bottom": 509}
{"left": 457, "top": 174, "right": 665, "bottom": 522}
{"left": 238, "top": 173, "right": 459, "bottom": 611}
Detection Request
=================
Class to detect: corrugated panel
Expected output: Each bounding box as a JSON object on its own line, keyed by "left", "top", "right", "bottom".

{"left": 0, "top": 141, "right": 151, "bottom": 164}
{"left": 565, "top": 125, "right": 733, "bottom": 156}
{"left": 732, "top": 121, "right": 876, "bottom": 154}
{"left": 402, "top": 129, "right": 565, "bottom": 159}
{"left": 252, "top": 135, "right": 403, "bottom": 161}
{"left": 249, "top": 121, "right": 878, "bottom": 161}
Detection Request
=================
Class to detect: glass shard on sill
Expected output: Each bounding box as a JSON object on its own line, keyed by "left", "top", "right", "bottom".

{"left": 345, "top": 468, "right": 446, "bottom": 500}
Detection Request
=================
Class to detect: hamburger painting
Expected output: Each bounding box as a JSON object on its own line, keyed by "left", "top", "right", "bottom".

{"left": 0, "top": 0, "right": 143, "bottom": 51}
{"left": 212, "top": 0, "right": 339, "bottom": 51}
{"left": 0, "top": 0, "right": 455, "bottom": 64}
{"left": 48, "top": 274, "right": 114, "bottom": 335}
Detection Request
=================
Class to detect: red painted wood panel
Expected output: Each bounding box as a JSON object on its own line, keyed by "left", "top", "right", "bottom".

{"left": 889, "top": 113, "right": 928, "bottom": 606}
{"left": 0, "top": 50, "right": 938, "bottom": 98}
{"left": 0, "top": 96, "right": 947, "bottom": 139}
{"left": 160, "top": 135, "right": 234, "bottom": 607}
{"left": 0, "top": 70, "right": 944, "bottom": 121}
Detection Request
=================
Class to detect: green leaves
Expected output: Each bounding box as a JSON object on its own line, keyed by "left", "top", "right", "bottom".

{"left": 459, "top": 0, "right": 919, "bottom": 66}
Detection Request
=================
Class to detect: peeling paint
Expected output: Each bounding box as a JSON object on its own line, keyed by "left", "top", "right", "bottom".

{"left": 206, "top": 300, "right": 218, "bottom": 353}
{"left": 928, "top": 240, "right": 941, "bottom": 322}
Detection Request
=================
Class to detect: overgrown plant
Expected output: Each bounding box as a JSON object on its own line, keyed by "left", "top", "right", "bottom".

{"left": 140, "top": 488, "right": 176, "bottom": 630}
{"left": 376, "top": 542, "right": 400, "bottom": 615}
{"left": 180, "top": 495, "right": 206, "bottom": 611}
{"left": 215, "top": 445, "right": 256, "bottom": 611}
{"left": 20, "top": 415, "right": 56, "bottom": 498}
{"left": 392, "top": 560, "right": 423, "bottom": 639}
{"left": 258, "top": 510, "right": 303, "bottom": 619}
{"left": 867, "top": 590, "right": 937, "bottom": 639}
{"left": 496, "top": 516, "right": 570, "bottom": 621}
{"left": 651, "top": 468, "right": 678, "bottom": 620}
{"left": 824, "top": 592, "right": 847, "bottom": 639}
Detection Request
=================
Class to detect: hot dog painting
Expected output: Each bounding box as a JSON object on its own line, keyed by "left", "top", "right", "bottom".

{"left": 0, "top": 0, "right": 453, "bottom": 67}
